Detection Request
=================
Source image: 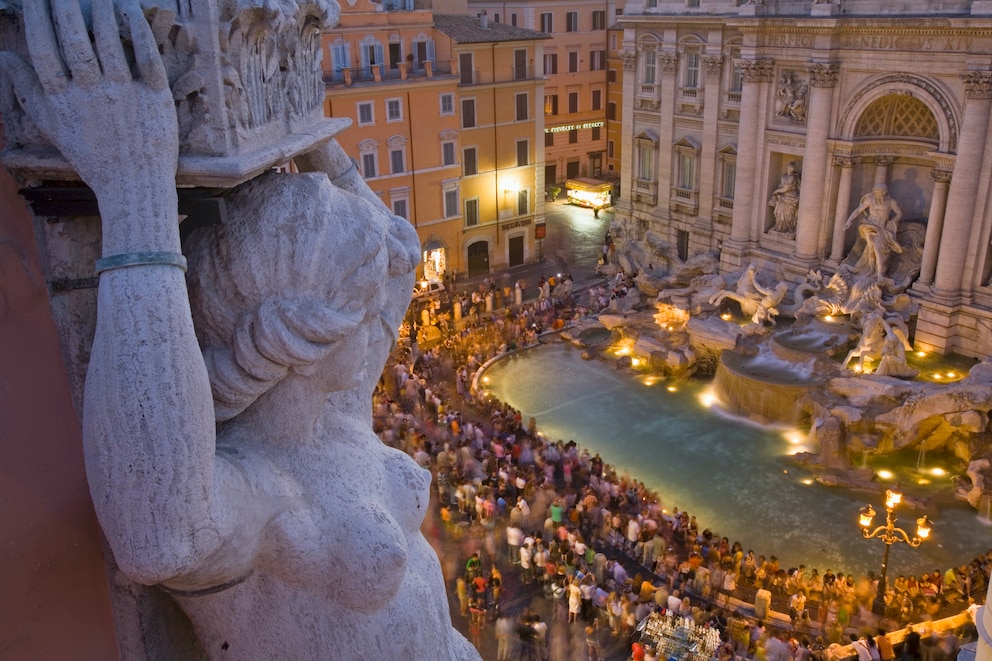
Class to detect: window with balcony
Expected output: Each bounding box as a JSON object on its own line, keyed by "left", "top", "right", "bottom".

{"left": 516, "top": 139, "right": 529, "bottom": 167}
{"left": 715, "top": 145, "right": 737, "bottom": 218}
{"left": 360, "top": 39, "right": 384, "bottom": 78}
{"left": 544, "top": 53, "right": 558, "bottom": 75}
{"left": 462, "top": 98, "right": 476, "bottom": 128}
{"left": 634, "top": 131, "right": 658, "bottom": 183}
{"left": 566, "top": 12, "right": 578, "bottom": 32}
{"left": 465, "top": 198, "right": 480, "bottom": 226}
{"left": 643, "top": 51, "right": 656, "bottom": 85}
{"left": 592, "top": 10, "right": 606, "bottom": 29}
{"left": 516, "top": 93, "right": 529, "bottom": 121}
{"left": 330, "top": 39, "right": 350, "bottom": 81}
{"left": 459, "top": 52, "right": 474, "bottom": 85}
{"left": 671, "top": 136, "right": 700, "bottom": 212}
{"left": 568, "top": 92, "right": 578, "bottom": 114}
{"left": 540, "top": 12, "right": 553, "bottom": 33}
{"left": 463, "top": 147, "right": 478, "bottom": 176}
{"left": 412, "top": 39, "right": 435, "bottom": 71}
{"left": 683, "top": 50, "right": 700, "bottom": 89}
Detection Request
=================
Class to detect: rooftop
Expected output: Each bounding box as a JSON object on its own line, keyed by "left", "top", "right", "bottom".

{"left": 433, "top": 14, "right": 550, "bottom": 43}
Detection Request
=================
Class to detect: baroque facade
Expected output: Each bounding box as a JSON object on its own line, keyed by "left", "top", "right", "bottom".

{"left": 616, "top": 0, "right": 992, "bottom": 357}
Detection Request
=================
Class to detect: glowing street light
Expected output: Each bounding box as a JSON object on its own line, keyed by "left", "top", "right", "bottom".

{"left": 858, "top": 485, "right": 933, "bottom": 616}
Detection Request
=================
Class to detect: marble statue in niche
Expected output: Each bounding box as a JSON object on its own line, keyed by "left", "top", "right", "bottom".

{"left": 768, "top": 161, "right": 801, "bottom": 234}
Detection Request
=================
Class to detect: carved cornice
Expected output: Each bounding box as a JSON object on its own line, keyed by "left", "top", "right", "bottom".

{"left": 659, "top": 52, "right": 679, "bottom": 73}
{"left": 737, "top": 58, "right": 774, "bottom": 84}
{"left": 962, "top": 71, "right": 992, "bottom": 100}
{"left": 806, "top": 62, "right": 839, "bottom": 88}
{"left": 702, "top": 55, "right": 724, "bottom": 77}
{"left": 832, "top": 156, "right": 859, "bottom": 168}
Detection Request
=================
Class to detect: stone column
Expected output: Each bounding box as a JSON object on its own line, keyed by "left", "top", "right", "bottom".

{"left": 794, "top": 63, "right": 840, "bottom": 260}
{"left": 873, "top": 156, "right": 894, "bottom": 185}
{"left": 656, "top": 51, "right": 679, "bottom": 213}
{"left": 616, "top": 44, "right": 638, "bottom": 219}
{"left": 829, "top": 156, "right": 858, "bottom": 262}
{"left": 933, "top": 72, "right": 992, "bottom": 299}
{"left": 917, "top": 169, "right": 952, "bottom": 286}
{"left": 694, "top": 55, "right": 724, "bottom": 252}
{"left": 728, "top": 59, "right": 774, "bottom": 245}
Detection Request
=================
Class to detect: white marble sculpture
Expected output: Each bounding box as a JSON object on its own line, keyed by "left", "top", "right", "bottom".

{"left": 709, "top": 263, "right": 788, "bottom": 326}
{"left": 768, "top": 161, "right": 801, "bottom": 233}
{"left": 0, "top": 1, "right": 478, "bottom": 659}
{"left": 844, "top": 183, "right": 904, "bottom": 280}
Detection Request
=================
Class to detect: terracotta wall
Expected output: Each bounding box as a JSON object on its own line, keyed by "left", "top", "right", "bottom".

{"left": 0, "top": 160, "right": 120, "bottom": 659}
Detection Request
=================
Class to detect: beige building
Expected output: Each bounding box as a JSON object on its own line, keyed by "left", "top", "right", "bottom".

{"left": 616, "top": 0, "right": 992, "bottom": 357}
{"left": 467, "top": 0, "right": 626, "bottom": 187}
{"left": 321, "top": 3, "right": 548, "bottom": 279}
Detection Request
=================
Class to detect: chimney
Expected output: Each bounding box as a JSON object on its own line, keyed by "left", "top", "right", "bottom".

{"left": 478, "top": 10, "right": 488, "bottom": 29}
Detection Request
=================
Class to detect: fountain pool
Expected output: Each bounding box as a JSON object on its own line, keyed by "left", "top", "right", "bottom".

{"left": 482, "top": 342, "right": 991, "bottom": 578}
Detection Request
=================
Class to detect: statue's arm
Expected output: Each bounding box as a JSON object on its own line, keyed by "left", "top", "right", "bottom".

{"left": 889, "top": 199, "right": 903, "bottom": 226}
{"left": 1, "top": 0, "right": 229, "bottom": 584}
{"left": 845, "top": 198, "right": 868, "bottom": 228}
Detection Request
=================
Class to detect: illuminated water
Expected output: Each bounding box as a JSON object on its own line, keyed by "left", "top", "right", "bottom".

{"left": 483, "top": 343, "right": 992, "bottom": 578}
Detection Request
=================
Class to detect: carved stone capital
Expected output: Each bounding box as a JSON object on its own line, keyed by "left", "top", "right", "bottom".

{"left": 659, "top": 52, "right": 679, "bottom": 73}
{"left": 833, "top": 156, "right": 859, "bottom": 168}
{"left": 737, "top": 58, "right": 774, "bottom": 84}
{"left": 961, "top": 71, "right": 992, "bottom": 100}
{"left": 806, "top": 62, "right": 839, "bottom": 88}
{"left": 930, "top": 169, "right": 952, "bottom": 185}
{"left": 702, "top": 55, "right": 724, "bottom": 77}
{"left": 620, "top": 49, "right": 638, "bottom": 71}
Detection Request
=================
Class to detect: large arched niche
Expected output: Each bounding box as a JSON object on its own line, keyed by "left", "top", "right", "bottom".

{"left": 836, "top": 74, "right": 959, "bottom": 152}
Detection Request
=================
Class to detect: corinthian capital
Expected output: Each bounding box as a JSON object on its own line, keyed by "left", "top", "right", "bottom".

{"left": 659, "top": 52, "right": 679, "bottom": 73}
{"left": 736, "top": 58, "right": 774, "bottom": 84}
{"left": 702, "top": 55, "right": 724, "bottom": 77}
{"left": 961, "top": 71, "right": 992, "bottom": 100}
{"left": 620, "top": 49, "right": 638, "bottom": 70}
{"left": 806, "top": 62, "right": 839, "bottom": 88}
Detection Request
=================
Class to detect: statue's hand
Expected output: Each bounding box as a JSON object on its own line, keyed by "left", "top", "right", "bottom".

{"left": 0, "top": 0, "right": 178, "bottom": 202}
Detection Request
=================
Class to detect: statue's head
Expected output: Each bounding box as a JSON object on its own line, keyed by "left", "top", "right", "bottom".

{"left": 185, "top": 171, "right": 418, "bottom": 421}
{"left": 872, "top": 183, "right": 889, "bottom": 199}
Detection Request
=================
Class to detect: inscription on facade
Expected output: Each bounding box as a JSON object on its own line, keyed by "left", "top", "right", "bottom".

{"left": 763, "top": 33, "right": 814, "bottom": 48}
{"left": 840, "top": 35, "right": 974, "bottom": 51}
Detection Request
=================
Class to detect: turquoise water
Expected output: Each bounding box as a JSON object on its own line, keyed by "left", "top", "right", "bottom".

{"left": 482, "top": 342, "right": 991, "bottom": 578}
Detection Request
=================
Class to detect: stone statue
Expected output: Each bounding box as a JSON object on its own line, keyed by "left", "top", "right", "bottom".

{"left": 768, "top": 161, "right": 801, "bottom": 233}
{"left": 0, "top": 2, "right": 478, "bottom": 659}
{"left": 845, "top": 183, "right": 904, "bottom": 280}
{"left": 709, "top": 263, "right": 788, "bottom": 326}
{"left": 775, "top": 72, "right": 807, "bottom": 122}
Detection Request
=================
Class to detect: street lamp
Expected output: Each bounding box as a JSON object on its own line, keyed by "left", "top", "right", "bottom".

{"left": 858, "top": 486, "right": 933, "bottom": 616}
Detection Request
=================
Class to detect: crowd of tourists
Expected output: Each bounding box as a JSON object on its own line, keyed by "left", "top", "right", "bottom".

{"left": 373, "top": 281, "right": 988, "bottom": 661}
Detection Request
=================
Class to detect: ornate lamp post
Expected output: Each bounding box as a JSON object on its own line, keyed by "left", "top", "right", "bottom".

{"left": 859, "top": 486, "right": 933, "bottom": 616}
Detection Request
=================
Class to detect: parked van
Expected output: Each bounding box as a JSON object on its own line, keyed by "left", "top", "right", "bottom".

{"left": 565, "top": 178, "right": 614, "bottom": 211}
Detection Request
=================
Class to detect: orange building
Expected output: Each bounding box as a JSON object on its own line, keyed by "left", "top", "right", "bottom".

{"left": 322, "top": 4, "right": 548, "bottom": 280}
{"left": 467, "top": 0, "right": 626, "bottom": 187}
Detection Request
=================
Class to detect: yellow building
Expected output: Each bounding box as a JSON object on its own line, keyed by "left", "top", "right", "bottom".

{"left": 321, "top": 3, "right": 548, "bottom": 280}
{"left": 467, "top": 0, "right": 626, "bottom": 188}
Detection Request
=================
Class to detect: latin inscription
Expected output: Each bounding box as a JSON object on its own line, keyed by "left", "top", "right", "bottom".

{"left": 840, "top": 35, "right": 974, "bottom": 51}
